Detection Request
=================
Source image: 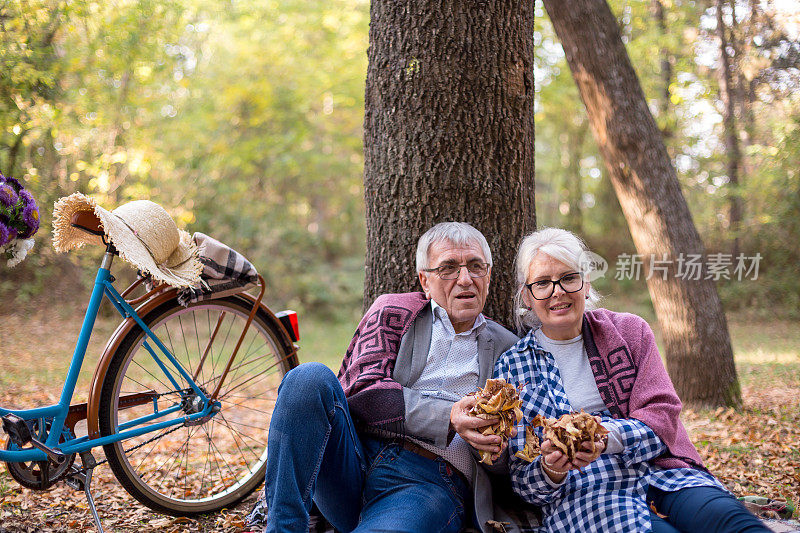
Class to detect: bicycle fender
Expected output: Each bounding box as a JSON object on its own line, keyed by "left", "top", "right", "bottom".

{"left": 86, "top": 289, "right": 178, "bottom": 440}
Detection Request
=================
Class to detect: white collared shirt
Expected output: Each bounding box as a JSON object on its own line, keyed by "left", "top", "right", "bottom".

{"left": 408, "top": 300, "right": 485, "bottom": 482}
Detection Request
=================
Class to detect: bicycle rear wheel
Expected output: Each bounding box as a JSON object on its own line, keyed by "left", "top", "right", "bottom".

{"left": 98, "top": 295, "right": 298, "bottom": 516}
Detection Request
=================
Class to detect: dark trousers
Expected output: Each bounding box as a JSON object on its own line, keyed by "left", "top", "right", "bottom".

{"left": 648, "top": 486, "right": 771, "bottom": 533}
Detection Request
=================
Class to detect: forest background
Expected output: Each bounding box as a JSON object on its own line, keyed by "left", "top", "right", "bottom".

{"left": 1, "top": 1, "right": 800, "bottom": 529}
{"left": 2, "top": 0, "right": 799, "bottom": 323}
{"left": 0, "top": 0, "right": 797, "bottom": 323}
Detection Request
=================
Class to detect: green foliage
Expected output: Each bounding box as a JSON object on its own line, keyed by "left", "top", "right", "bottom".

{"left": 1, "top": 0, "right": 797, "bottom": 319}
{"left": 534, "top": 0, "right": 800, "bottom": 313}
{"left": 0, "top": 0, "right": 369, "bottom": 317}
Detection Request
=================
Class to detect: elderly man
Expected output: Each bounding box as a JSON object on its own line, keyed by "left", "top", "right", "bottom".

{"left": 262, "top": 222, "right": 519, "bottom": 533}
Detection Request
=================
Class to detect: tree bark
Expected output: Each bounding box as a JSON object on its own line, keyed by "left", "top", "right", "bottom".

{"left": 544, "top": 0, "right": 741, "bottom": 407}
{"left": 362, "top": 0, "right": 536, "bottom": 328}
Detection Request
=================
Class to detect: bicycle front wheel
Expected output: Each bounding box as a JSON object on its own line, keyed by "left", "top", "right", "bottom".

{"left": 98, "top": 295, "right": 298, "bottom": 516}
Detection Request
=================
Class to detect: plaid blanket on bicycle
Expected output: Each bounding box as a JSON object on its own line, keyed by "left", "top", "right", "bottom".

{"left": 140, "top": 232, "right": 258, "bottom": 305}
{"left": 175, "top": 232, "right": 259, "bottom": 306}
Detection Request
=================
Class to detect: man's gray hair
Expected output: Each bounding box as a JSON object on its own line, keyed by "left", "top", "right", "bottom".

{"left": 415, "top": 222, "right": 493, "bottom": 273}
{"left": 513, "top": 227, "right": 601, "bottom": 332}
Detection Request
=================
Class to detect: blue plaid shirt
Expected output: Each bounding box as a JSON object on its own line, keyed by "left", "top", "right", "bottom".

{"left": 496, "top": 331, "right": 726, "bottom": 532}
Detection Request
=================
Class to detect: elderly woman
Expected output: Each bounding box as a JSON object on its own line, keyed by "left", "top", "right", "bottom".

{"left": 494, "top": 228, "right": 768, "bottom": 532}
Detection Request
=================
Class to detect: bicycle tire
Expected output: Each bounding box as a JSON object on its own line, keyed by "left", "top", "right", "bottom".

{"left": 98, "top": 295, "right": 298, "bottom": 516}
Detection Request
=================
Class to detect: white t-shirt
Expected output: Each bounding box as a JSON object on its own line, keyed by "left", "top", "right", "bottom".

{"left": 534, "top": 328, "right": 623, "bottom": 455}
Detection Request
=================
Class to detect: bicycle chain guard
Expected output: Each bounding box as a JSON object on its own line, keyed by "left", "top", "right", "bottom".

{"left": 4, "top": 419, "right": 76, "bottom": 490}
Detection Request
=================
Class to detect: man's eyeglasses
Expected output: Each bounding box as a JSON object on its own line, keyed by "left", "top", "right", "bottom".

{"left": 525, "top": 272, "right": 584, "bottom": 300}
{"left": 423, "top": 261, "right": 490, "bottom": 280}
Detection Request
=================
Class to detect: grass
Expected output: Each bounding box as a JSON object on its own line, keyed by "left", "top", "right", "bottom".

{"left": 600, "top": 291, "right": 800, "bottom": 393}
{"left": 0, "top": 304, "right": 359, "bottom": 407}
{"left": 1, "top": 299, "right": 797, "bottom": 398}
{"left": 295, "top": 314, "right": 359, "bottom": 369}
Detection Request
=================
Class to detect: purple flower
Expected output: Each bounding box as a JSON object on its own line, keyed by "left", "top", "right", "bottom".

{"left": 0, "top": 183, "right": 17, "bottom": 207}
{"left": 0, "top": 221, "right": 10, "bottom": 247}
{"left": 1, "top": 175, "right": 22, "bottom": 191}
{"left": 19, "top": 200, "right": 40, "bottom": 238}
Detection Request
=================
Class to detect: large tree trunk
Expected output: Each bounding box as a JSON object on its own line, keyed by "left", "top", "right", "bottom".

{"left": 544, "top": 0, "right": 741, "bottom": 408}
{"left": 362, "top": 0, "right": 536, "bottom": 328}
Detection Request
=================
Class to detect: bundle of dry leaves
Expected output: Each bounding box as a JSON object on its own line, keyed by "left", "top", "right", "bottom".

{"left": 515, "top": 410, "right": 609, "bottom": 463}
{"left": 467, "top": 378, "right": 523, "bottom": 465}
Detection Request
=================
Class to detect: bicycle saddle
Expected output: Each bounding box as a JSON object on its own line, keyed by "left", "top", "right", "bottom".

{"left": 70, "top": 210, "right": 104, "bottom": 236}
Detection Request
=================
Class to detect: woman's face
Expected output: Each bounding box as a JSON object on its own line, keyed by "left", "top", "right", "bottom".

{"left": 523, "top": 252, "right": 588, "bottom": 340}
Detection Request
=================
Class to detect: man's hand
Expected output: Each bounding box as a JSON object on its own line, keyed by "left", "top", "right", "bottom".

{"left": 450, "top": 396, "right": 517, "bottom": 461}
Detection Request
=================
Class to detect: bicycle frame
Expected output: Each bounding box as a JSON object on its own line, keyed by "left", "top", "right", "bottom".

{"left": 0, "top": 250, "right": 220, "bottom": 463}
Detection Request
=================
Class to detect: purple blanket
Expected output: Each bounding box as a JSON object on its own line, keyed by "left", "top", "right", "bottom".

{"left": 583, "top": 309, "right": 705, "bottom": 470}
{"left": 337, "top": 292, "right": 428, "bottom": 426}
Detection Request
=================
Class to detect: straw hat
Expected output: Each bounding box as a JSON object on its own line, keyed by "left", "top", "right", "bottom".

{"left": 52, "top": 193, "right": 202, "bottom": 289}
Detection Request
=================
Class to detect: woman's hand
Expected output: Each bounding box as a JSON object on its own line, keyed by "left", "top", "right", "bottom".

{"left": 450, "top": 396, "right": 517, "bottom": 461}
{"left": 540, "top": 436, "right": 606, "bottom": 482}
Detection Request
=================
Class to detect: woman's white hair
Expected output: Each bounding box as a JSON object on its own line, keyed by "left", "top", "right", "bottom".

{"left": 416, "top": 222, "right": 492, "bottom": 272}
{"left": 513, "top": 227, "right": 601, "bottom": 333}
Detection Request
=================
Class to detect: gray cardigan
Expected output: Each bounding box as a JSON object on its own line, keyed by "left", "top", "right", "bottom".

{"left": 391, "top": 304, "right": 523, "bottom": 533}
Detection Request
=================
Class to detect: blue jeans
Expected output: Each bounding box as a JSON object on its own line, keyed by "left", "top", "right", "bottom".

{"left": 265, "top": 362, "right": 469, "bottom": 533}
{"left": 649, "top": 486, "right": 771, "bottom": 533}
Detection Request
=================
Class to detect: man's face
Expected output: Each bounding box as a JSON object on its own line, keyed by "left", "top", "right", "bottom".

{"left": 418, "top": 239, "right": 491, "bottom": 333}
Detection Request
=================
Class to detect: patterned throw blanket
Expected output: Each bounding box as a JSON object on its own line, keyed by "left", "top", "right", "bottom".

{"left": 337, "top": 292, "right": 429, "bottom": 426}
{"left": 141, "top": 232, "right": 259, "bottom": 306}
{"left": 583, "top": 308, "right": 705, "bottom": 470}
{"left": 176, "top": 232, "right": 259, "bottom": 306}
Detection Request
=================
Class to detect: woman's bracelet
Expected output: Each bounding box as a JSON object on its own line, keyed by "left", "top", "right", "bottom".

{"left": 540, "top": 458, "right": 567, "bottom": 478}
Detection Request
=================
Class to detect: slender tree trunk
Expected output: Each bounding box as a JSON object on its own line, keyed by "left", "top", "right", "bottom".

{"left": 717, "top": 0, "right": 743, "bottom": 258}
{"left": 544, "top": 0, "right": 741, "bottom": 408}
{"left": 652, "top": 0, "right": 673, "bottom": 138}
{"left": 362, "top": 0, "right": 536, "bottom": 328}
{"left": 5, "top": 131, "right": 25, "bottom": 178}
{"left": 565, "top": 122, "right": 588, "bottom": 233}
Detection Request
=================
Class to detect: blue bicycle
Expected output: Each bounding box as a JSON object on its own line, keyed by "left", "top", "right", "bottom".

{"left": 0, "top": 210, "right": 299, "bottom": 530}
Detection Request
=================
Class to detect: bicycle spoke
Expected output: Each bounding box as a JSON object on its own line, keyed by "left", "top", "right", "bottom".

{"left": 152, "top": 425, "right": 196, "bottom": 491}
{"left": 125, "top": 358, "right": 174, "bottom": 394}
{"left": 225, "top": 333, "right": 263, "bottom": 394}
{"left": 206, "top": 427, "right": 240, "bottom": 488}
{"left": 177, "top": 314, "right": 190, "bottom": 373}
{"left": 220, "top": 399, "right": 276, "bottom": 416}
{"left": 219, "top": 351, "right": 294, "bottom": 396}
{"left": 207, "top": 310, "right": 220, "bottom": 380}
{"left": 200, "top": 421, "right": 226, "bottom": 492}
{"left": 127, "top": 426, "right": 182, "bottom": 473}
{"left": 219, "top": 417, "right": 272, "bottom": 433}
{"left": 189, "top": 310, "right": 205, "bottom": 386}
{"left": 174, "top": 314, "right": 196, "bottom": 380}
{"left": 163, "top": 324, "right": 178, "bottom": 370}
{"left": 207, "top": 352, "right": 273, "bottom": 390}
{"left": 217, "top": 412, "right": 261, "bottom": 465}
{"left": 222, "top": 366, "right": 285, "bottom": 400}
